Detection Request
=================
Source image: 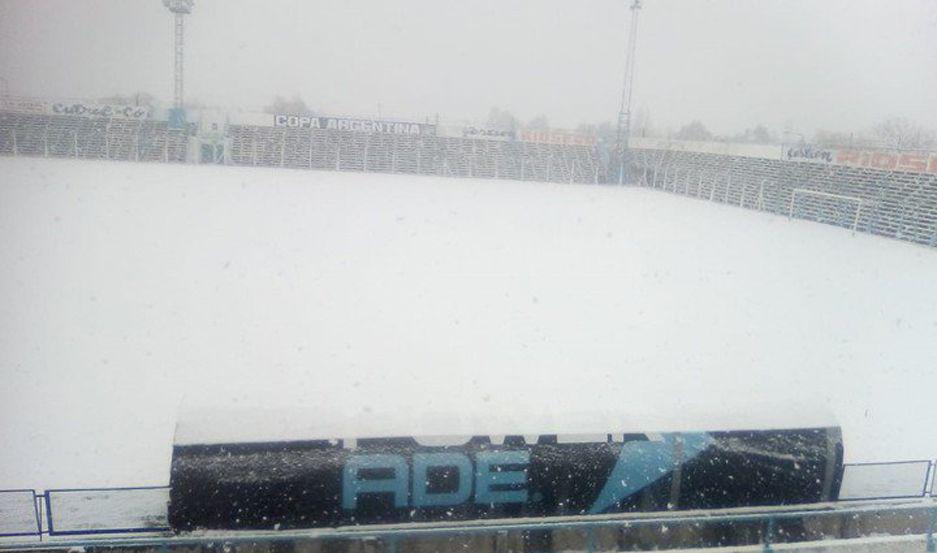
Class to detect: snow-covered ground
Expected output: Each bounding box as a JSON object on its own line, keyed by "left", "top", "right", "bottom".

{"left": 1, "top": 156, "right": 937, "bottom": 491}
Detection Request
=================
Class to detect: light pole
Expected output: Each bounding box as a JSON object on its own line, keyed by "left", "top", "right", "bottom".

{"left": 163, "top": 0, "right": 194, "bottom": 111}
{"left": 616, "top": 0, "right": 642, "bottom": 184}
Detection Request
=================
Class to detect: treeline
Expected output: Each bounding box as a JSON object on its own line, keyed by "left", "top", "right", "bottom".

{"left": 600, "top": 114, "right": 935, "bottom": 151}
{"left": 95, "top": 91, "right": 937, "bottom": 151}
{"left": 654, "top": 117, "right": 936, "bottom": 150}
{"left": 483, "top": 106, "right": 937, "bottom": 151}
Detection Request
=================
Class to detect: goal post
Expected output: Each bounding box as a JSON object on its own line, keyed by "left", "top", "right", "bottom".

{"left": 789, "top": 188, "right": 865, "bottom": 232}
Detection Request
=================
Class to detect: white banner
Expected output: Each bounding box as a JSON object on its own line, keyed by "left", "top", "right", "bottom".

{"left": 461, "top": 126, "right": 516, "bottom": 141}
{"left": 784, "top": 144, "right": 834, "bottom": 163}
{"left": 274, "top": 114, "right": 435, "bottom": 136}
{"left": 51, "top": 102, "right": 150, "bottom": 120}
{"left": 628, "top": 137, "right": 782, "bottom": 161}
{"left": 0, "top": 97, "right": 51, "bottom": 115}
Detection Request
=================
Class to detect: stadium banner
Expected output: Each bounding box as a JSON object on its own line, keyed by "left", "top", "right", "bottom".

{"left": 274, "top": 114, "right": 436, "bottom": 136}
{"left": 628, "top": 137, "right": 781, "bottom": 161}
{"left": 784, "top": 144, "right": 835, "bottom": 164}
{"left": 169, "top": 426, "right": 843, "bottom": 532}
{"left": 461, "top": 126, "right": 516, "bottom": 141}
{"left": 520, "top": 128, "right": 596, "bottom": 146}
{"left": 0, "top": 97, "right": 51, "bottom": 116}
{"left": 51, "top": 102, "right": 150, "bottom": 120}
{"left": 834, "top": 149, "right": 937, "bottom": 175}
{"left": 435, "top": 124, "right": 516, "bottom": 141}
{"left": 784, "top": 144, "right": 937, "bottom": 175}
{"left": 632, "top": 137, "right": 937, "bottom": 176}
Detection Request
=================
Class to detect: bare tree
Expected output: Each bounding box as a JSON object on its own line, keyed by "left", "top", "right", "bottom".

{"left": 526, "top": 115, "right": 550, "bottom": 130}
{"left": 264, "top": 95, "right": 314, "bottom": 115}
{"left": 732, "top": 124, "right": 775, "bottom": 144}
{"left": 870, "top": 117, "right": 935, "bottom": 150}
{"left": 486, "top": 107, "right": 518, "bottom": 130}
{"left": 812, "top": 129, "right": 869, "bottom": 148}
{"left": 98, "top": 92, "right": 156, "bottom": 106}
{"left": 674, "top": 120, "right": 712, "bottom": 141}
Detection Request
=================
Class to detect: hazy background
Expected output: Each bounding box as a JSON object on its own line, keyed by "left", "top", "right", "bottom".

{"left": 0, "top": 0, "right": 936, "bottom": 138}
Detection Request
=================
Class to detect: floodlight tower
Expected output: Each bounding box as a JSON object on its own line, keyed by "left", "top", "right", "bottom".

{"left": 163, "top": 0, "right": 194, "bottom": 110}
{"left": 616, "top": 0, "right": 642, "bottom": 183}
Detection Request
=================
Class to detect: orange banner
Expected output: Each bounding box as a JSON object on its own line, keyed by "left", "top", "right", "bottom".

{"left": 519, "top": 129, "right": 596, "bottom": 146}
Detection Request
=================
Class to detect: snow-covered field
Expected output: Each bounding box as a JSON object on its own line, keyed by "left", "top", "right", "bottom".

{"left": 1, "top": 156, "right": 937, "bottom": 491}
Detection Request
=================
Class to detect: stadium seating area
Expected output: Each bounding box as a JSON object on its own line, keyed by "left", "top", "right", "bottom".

{"left": 0, "top": 111, "right": 192, "bottom": 163}
{"left": 2, "top": 108, "right": 936, "bottom": 249}
{"left": 226, "top": 124, "right": 604, "bottom": 184}
{"left": 629, "top": 148, "right": 937, "bottom": 247}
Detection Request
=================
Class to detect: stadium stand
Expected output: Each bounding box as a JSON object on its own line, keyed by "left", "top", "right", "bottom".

{"left": 2, "top": 105, "right": 937, "bottom": 550}
{"left": 225, "top": 124, "right": 602, "bottom": 184}
{"left": 0, "top": 112, "right": 192, "bottom": 163}
{"left": 2, "top": 102, "right": 935, "bottom": 249}
{"left": 629, "top": 148, "right": 937, "bottom": 248}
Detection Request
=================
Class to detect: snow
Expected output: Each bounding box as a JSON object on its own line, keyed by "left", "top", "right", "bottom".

{"left": 839, "top": 462, "right": 931, "bottom": 500}
{"left": 0, "top": 491, "right": 36, "bottom": 536}
{"left": 43, "top": 488, "right": 168, "bottom": 534}
{"left": 1, "top": 156, "right": 937, "bottom": 491}
{"left": 173, "top": 404, "right": 839, "bottom": 446}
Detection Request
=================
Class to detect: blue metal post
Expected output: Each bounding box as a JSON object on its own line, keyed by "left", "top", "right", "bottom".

{"left": 762, "top": 517, "right": 775, "bottom": 553}
{"left": 926, "top": 504, "right": 936, "bottom": 552}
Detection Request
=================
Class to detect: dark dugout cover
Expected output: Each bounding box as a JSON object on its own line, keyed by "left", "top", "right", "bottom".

{"left": 169, "top": 427, "right": 843, "bottom": 531}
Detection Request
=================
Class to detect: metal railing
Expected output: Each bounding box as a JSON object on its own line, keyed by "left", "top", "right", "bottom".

{"left": 2, "top": 461, "right": 937, "bottom": 551}
{"left": 0, "top": 112, "right": 192, "bottom": 163}
{"left": 5, "top": 111, "right": 937, "bottom": 251}
{"left": 1, "top": 500, "right": 936, "bottom": 552}
{"left": 631, "top": 149, "right": 937, "bottom": 249}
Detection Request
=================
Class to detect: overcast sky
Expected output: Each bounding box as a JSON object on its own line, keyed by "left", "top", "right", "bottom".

{"left": 0, "top": 0, "right": 935, "bottom": 135}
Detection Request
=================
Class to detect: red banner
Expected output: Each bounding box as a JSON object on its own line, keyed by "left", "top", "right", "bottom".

{"left": 834, "top": 149, "right": 937, "bottom": 175}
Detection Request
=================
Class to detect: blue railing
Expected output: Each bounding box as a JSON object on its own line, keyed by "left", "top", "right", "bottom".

{"left": 0, "top": 490, "right": 40, "bottom": 538}
{"left": 2, "top": 501, "right": 936, "bottom": 552}
{"left": 43, "top": 487, "right": 170, "bottom": 536}
{"left": 2, "top": 460, "right": 936, "bottom": 550}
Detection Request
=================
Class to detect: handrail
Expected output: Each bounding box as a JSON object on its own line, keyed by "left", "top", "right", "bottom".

{"left": 3, "top": 460, "right": 936, "bottom": 545}
{"left": 1, "top": 500, "right": 935, "bottom": 552}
